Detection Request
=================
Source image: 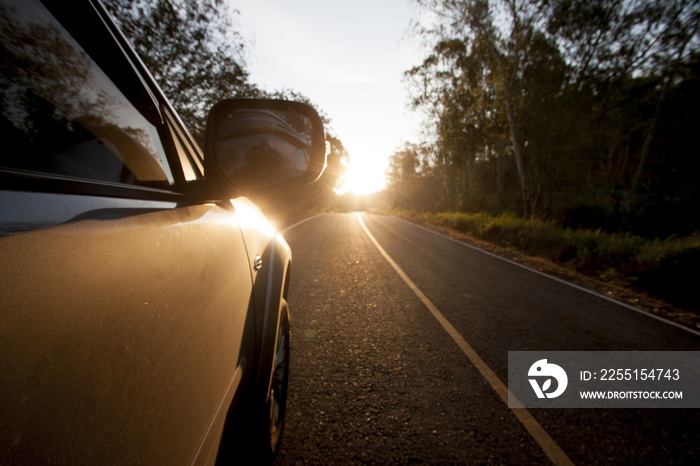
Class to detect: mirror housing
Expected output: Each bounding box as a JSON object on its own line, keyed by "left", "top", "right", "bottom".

{"left": 204, "top": 99, "right": 326, "bottom": 196}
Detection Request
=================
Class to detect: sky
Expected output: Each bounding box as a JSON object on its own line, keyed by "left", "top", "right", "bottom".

{"left": 227, "top": 0, "right": 428, "bottom": 194}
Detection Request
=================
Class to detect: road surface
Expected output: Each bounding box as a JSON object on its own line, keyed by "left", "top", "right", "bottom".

{"left": 274, "top": 213, "right": 699, "bottom": 464}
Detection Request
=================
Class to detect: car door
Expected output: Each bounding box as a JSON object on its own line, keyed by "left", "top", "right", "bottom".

{"left": 0, "top": 0, "right": 255, "bottom": 464}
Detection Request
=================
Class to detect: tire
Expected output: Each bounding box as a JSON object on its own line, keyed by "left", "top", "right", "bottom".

{"left": 247, "top": 300, "right": 290, "bottom": 464}
{"left": 266, "top": 303, "right": 290, "bottom": 459}
{"left": 215, "top": 302, "right": 290, "bottom": 466}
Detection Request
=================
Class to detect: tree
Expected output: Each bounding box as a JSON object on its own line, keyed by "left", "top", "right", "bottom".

{"left": 412, "top": 0, "right": 563, "bottom": 217}
{"left": 386, "top": 142, "right": 422, "bottom": 208}
{"left": 103, "top": 0, "right": 258, "bottom": 142}
{"left": 543, "top": 0, "right": 700, "bottom": 219}
{"left": 406, "top": 0, "right": 700, "bottom": 235}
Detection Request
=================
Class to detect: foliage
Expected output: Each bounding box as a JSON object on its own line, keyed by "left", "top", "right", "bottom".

{"left": 103, "top": 0, "right": 259, "bottom": 142}
{"left": 395, "top": 0, "right": 700, "bottom": 238}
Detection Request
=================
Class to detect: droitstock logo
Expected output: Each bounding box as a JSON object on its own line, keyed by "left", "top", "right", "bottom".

{"left": 528, "top": 359, "right": 568, "bottom": 399}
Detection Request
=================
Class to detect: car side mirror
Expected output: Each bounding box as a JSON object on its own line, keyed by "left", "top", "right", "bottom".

{"left": 204, "top": 99, "right": 327, "bottom": 195}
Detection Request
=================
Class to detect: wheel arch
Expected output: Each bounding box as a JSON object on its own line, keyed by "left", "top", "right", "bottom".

{"left": 253, "top": 234, "right": 292, "bottom": 400}
{"left": 214, "top": 233, "right": 292, "bottom": 465}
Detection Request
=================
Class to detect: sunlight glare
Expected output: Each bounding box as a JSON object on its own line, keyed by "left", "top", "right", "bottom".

{"left": 230, "top": 198, "right": 276, "bottom": 237}
{"left": 340, "top": 155, "right": 387, "bottom": 195}
{"left": 332, "top": 118, "right": 401, "bottom": 196}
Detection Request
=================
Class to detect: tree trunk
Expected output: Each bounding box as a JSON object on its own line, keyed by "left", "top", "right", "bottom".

{"left": 496, "top": 150, "right": 504, "bottom": 200}
{"left": 504, "top": 98, "right": 531, "bottom": 218}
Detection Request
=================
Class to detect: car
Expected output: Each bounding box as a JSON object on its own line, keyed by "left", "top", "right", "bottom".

{"left": 0, "top": 0, "right": 326, "bottom": 464}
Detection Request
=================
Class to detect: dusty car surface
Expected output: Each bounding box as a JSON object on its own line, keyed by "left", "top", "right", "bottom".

{"left": 0, "top": 0, "right": 325, "bottom": 464}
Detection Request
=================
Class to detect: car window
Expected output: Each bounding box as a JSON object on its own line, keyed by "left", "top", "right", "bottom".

{"left": 0, "top": 0, "right": 174, "bottom": 187}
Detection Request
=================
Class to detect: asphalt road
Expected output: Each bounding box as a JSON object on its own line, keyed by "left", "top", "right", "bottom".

{"left": 274, "top": 213, "right": 700, "bottom": 465}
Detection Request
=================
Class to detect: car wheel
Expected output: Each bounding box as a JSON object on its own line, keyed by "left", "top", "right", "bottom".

{"left": 215, "top": 302, "right": 290, "bottom": 466}
{"left": 267, "top": 303, "right": 290, "bottom": 457}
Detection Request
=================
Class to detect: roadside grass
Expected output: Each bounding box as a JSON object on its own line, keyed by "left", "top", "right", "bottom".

{"left": 391, "top": 210, "right": 699, "bottom": 313}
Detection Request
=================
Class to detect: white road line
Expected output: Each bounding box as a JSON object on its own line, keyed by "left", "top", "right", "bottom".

{"left": 396, "top": 216, "right": 700, "bottom": 338}
{"left": 281, "top": 213, "right": 325, "bottom": 233}
{"left": 358, "top": 213, "right": 574, "bottom": 466}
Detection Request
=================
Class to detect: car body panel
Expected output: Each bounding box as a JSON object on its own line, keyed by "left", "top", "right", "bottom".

{"left": 229, "top": 197, "right": 293, "bottom": 408}
{"left": 0, "top": 192, "right": 255, "bottom": 464}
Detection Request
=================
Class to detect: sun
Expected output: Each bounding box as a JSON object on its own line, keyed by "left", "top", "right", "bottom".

{"left": 329, "top": 116, "right": 402, "bottom": 196}
{"left": 338, "top": 155, "right": 387, "bottom": 195}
